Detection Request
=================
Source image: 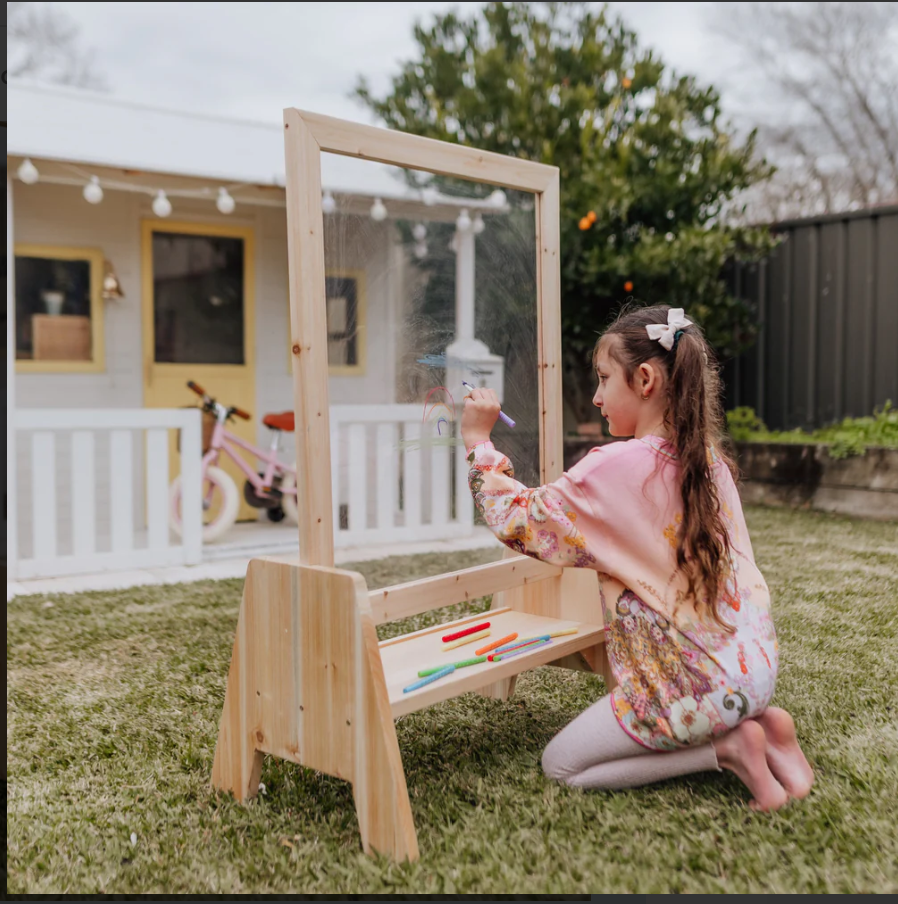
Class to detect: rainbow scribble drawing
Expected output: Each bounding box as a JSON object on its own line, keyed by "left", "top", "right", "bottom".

{"left": 397, "top": 385, "right": 464, "bottom": 452}
{"left": 423, "top": 386, "right": 457, "bottom": 436}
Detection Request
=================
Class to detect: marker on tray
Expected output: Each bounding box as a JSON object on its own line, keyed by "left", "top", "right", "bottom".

{"left": 442, "top": 629, "right": 490, "bottom": 652}
{"left": 462, "top": 381, "right": 516, "bottom": 428}
{"left": 475, "top": 632, "right": 518, "bottom": 656}
{"left": 494, "top": 634, "right": 551, "bottom": 655}
{"left": 418, "top": 655, "right": 487, "bottom": 677}
{"left": 403, "top": 665, "right": 455, "bottom": 694}
{"left": 442, "top": 622, "right": 490, "bottom": 643}
{"left": 491, "top": 638, "right": 552, "bottom": 662}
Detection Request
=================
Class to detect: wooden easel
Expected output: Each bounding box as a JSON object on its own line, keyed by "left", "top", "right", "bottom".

{"left": 210, "top": 109, "right": 614, "bottom": 862}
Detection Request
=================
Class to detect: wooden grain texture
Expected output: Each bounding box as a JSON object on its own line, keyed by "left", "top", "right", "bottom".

{"left": 211, "top": 557, "right": 418, "bottom": 861}
{"left": 283, "top": 108, "right": 335, "bottom": 568}
{"left": 297, "top": 109, "right": 557, "bottom": 193}
{"left": 369, "top": 557, "right": 559, "bottom": 624}
{"left": 535, "top": 172, "right": 564, "bottom": 485}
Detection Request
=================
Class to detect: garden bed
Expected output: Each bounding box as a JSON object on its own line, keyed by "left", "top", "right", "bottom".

{"left": 732, "top": 442, "right": 898, "bottom": 521}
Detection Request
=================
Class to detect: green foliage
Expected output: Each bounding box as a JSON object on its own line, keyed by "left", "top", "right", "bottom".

{"left": 725, "top": 405, "right": 767, "bottom": 442}
{"left": 353, "top": 1, "right": 776, "bottom": 420}
{"left": 726, "top": 401, "right": 898, "bottom": 458}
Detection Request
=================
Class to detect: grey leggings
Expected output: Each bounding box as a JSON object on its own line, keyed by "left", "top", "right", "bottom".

{"left": 542, "top": 694, "right": 721, "bottom": 789}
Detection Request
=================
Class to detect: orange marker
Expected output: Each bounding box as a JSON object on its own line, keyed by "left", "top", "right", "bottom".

{"left": 476, "top": 632, "right": 518, "bottom": 656}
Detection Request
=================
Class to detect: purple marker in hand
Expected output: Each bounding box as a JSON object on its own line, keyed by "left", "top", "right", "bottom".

{"left": 462, "top": 381, "right": 516, "bottom": 428}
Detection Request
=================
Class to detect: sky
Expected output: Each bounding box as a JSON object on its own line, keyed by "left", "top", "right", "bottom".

{"left": 22, "top": 1, "right": 754, "bottom": 129}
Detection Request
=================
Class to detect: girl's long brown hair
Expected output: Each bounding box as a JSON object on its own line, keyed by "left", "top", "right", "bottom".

{"left": 595, "top": 303, "right": 736, "bottom": 630}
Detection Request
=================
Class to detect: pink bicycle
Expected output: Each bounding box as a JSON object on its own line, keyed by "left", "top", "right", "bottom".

{"left": 169, "top": 380, "right": 300, "bottom": 542}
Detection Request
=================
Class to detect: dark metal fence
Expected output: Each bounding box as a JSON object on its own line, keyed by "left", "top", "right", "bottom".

{"left": 722, "top": 205, "right": 898, "bottom": 430}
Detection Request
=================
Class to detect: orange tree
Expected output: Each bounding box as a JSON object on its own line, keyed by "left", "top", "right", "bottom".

{"left": 354, "top": 1, "right": 775, "bottom": 423}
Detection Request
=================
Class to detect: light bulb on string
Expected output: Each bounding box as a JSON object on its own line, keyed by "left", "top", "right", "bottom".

{"left": 152, "top": 190, "right": 172, "bottom": 218}
{"left": 216, "top": 188, "right": 235, "bottom": 214}
{"left": 455, "top": 208, "right": 472, "bottom": 233}
{"left": 321, "top": 191, "right": 336, "bottom": 214}
{"left": 18, "top": 158, "right": 39, "bottom": 184}
{"left": 83, "top": 176, "right": 103, "bottom": 204}
{"left": 412, "top": 222, "right": 427, "bottom": 242}
{"left": 472, "top": 213, "right": 485, "bottom": 234}
{"left": 370, "top": 198, "right": 387, "bottom": 221}
{"left": 414, "top": 241, "right": 428, "bottom": 259}
{"left": 488, "top": 189, "right": 506, "bottom": 207}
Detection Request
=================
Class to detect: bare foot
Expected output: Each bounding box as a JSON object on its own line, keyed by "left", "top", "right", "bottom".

{"left": 712, "top": 720, "right": 790, "bottom": 812}
{"left": 755, "top": 707, "right": 815, "bottom": 800}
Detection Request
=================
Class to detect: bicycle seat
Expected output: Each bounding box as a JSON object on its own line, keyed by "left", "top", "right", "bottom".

{"left": 263, "top": 411, "right": 295, "bottom": 432}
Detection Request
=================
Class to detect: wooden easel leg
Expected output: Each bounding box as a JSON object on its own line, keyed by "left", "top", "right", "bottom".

{"left": 352, "top": 717, "right": 419, "bottom": 861}
{"left": 475, "top": 674, "right": 518, "bottom": 701}
{"left": 211, "top": 593, "right": 264, "bottom": 802}
{"left": 352, "top": 608, "right": 419, "bottom": 862}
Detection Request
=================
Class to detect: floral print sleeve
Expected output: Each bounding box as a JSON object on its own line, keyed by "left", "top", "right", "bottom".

{"left": 466, "top": 441, "right": 598, "bottom": 568}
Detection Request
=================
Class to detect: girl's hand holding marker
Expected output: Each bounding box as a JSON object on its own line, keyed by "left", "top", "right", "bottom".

{"left": 461, "top": 381, "right": 515, "bottom": 452}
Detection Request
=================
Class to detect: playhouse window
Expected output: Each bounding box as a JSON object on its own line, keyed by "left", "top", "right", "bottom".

{"left": 14, "top": 244, "right": 105, "bottom": 373}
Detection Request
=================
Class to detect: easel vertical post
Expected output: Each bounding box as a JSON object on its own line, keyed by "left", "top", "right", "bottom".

{"left": 283, "top": 109, "right": 335, "bottom": 568}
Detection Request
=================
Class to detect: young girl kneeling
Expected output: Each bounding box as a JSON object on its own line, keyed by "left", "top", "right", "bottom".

{"left": 461, "top": 304, "right": 814, "bottom": 811}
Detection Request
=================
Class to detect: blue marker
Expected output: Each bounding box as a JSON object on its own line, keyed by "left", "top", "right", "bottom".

{"left": 402, "top": 664, "right": 455, "bottom": 694}
{"left": 493, "top": 634, "right": 551, "bottom": 654}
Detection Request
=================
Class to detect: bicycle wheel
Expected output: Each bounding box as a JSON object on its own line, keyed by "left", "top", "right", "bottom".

{"left": 279, "top": 464, "right": 299, "bottom": 525}
{"left": 169, "top": 465, "right": 240, "bottom": 543}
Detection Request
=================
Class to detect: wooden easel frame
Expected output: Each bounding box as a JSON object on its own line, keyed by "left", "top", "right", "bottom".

{"left": 210, "top": 109, "right": 613, "bottom": 862}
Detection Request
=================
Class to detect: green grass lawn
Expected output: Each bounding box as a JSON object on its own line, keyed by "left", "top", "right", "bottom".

{"left": 7, "top": 507, "right": 898, "bottom": 894}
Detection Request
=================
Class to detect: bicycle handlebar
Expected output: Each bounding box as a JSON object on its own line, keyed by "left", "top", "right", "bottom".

{"left": 186, "top": 381, "right": 250, "bottom": 420}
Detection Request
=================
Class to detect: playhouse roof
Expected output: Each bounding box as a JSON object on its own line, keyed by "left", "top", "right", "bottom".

{"left": 6, "top": 80, "right": 422, "bottom": 201}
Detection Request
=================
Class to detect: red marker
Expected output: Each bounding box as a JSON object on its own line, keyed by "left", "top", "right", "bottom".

{"left": 442, "top": 621, "right": 490, "bottom": 643}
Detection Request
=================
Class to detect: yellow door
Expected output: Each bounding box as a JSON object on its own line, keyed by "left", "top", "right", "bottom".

{"left": 141, "top": 220, "right": 258, "bottom": 522}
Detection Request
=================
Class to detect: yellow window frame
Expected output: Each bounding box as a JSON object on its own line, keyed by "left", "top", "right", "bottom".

{"left": 287, "top": 267, "right": 367, "bottom": 376}
{"left": 14, "top": 243, "right": 106, "bottom": 374}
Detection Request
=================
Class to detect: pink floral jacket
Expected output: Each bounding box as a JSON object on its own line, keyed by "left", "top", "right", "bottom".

{"left": 467, "top": 436, "right": 779, "bottom": 751}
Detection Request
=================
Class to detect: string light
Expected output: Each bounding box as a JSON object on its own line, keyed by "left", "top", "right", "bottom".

{"left": 17, "top": 158, "right": 39, "bottom": 184}
{"left": 472, "top": 213, "right": 485, "bottom": 234}
{"left": 455, "top": 208, "right": 472, "bottom": 232}
{"left": 83, "top": 176, "right": 103, "bottom": 204}
{"left": 321, "top": 190, "right": 336, "bottom": 214}
{"left": 216, "top": 187, "right": 235, "bottom": 214}
{"left": 152, "top": 190, "right": 172, "bottom": 218}
{"left": 370, "top": 198, "right": 387, "bottom": 221}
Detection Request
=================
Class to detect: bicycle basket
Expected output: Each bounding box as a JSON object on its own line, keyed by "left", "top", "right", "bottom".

{"left": 177, "top": 406, "right": 216, "bottom": 455}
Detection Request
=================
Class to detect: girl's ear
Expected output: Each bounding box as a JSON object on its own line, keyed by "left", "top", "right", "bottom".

{"left": 637, "top": 362, "right": 654, "bottom": 394}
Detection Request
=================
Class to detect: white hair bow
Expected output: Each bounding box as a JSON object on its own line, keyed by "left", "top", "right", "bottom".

{"left": 646, "top": 308, "right": 693, "bottom": 351}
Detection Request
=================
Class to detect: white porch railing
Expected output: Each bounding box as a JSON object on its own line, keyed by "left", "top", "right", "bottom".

{"left": 11, "top": 408, "right": 202, "bottom": 580}
{"left": 330, "top": 405, "right": 474, "bottom": 548}
{"left": 8, "top": 404, "right": 475, "bottom": 581}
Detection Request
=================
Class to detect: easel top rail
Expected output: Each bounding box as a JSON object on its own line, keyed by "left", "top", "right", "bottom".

{"left": 285, "top": 108, "right": 559, "bottom": 194}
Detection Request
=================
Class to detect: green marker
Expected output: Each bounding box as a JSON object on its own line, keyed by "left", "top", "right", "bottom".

{"left": 418, "top": 655, "right": 488, "bottom": 677}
